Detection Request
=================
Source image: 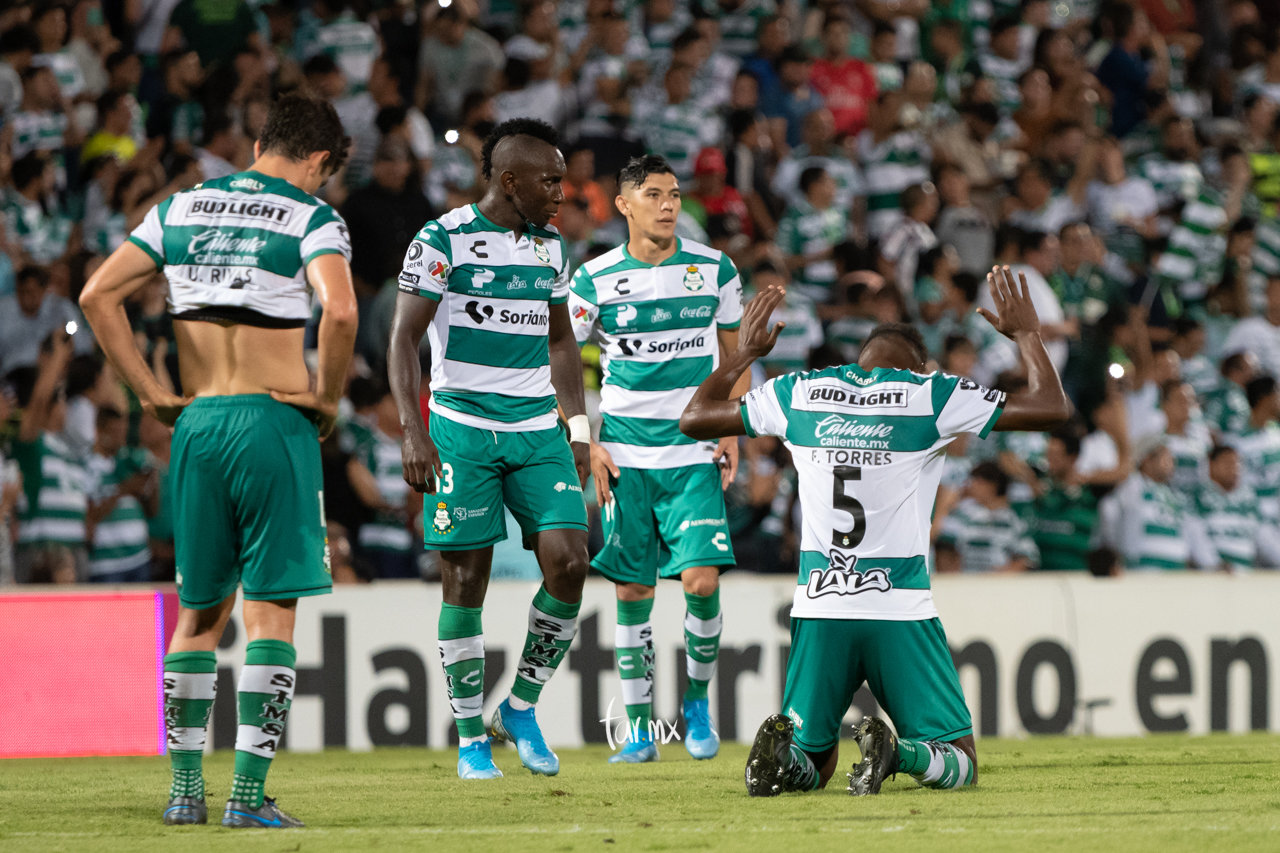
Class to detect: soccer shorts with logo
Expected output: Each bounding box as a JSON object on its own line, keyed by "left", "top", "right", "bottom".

{"left": 592, "top": 463, "right": 735, "bottom": 585}
{"left": 171, "top": 395, "right": 331, "bottom": 609}
{"left": 781, "top": 617, "right": 972, "bottom": 752}
{"left": 423, "top": 412, "right": 588, "bottom": 550}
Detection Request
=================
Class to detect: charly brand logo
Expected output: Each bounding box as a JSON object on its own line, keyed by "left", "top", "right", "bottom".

{"left": 682, "top": 265, "right": 704, "bottom": 292}
{"left": 229, "top": 177, "right": 264, "bottom": 191}
{"left": 599, "top": 698, "right": 682, "bottom": 751}
{"left": 805, "top": 551, "right": 892, "bottom": 598}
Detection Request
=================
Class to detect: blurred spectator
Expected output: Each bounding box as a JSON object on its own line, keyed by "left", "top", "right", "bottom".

{"left": 85, "top": 405, "right": 155, "bottom": 583}
{"left": 1223, "top": 375, "right": 1280, "bottom": 523}
{"left": 0, "top": 265, "right": 89, "bottom": 375}
{"left": 878, "top": 181, "right": 940, "bottom": 305}
{"left": 1031, "top": 430, "right": 1100, "bottom": 571}
{"left": 857, "top": 89, "right": 932, "bottom": 239}
{"left": 11, "top": 333, "right": 88, "bottom": 583}
{"left": 776, "top": 164, "right": 849, "bottom": 301}
{"left": 416, "top": 4, "right": 503, "bottom": 128}
{"left": 1095, "top": 4, "right": 1169, "bottom": 137}
{"left": 80, "top": 88, "right": 138, "bottom": 165}
{"left": 1223, "top": 276, "right": 1280, "bottom": 378}
{"left": 685, "top": 146, "right": 752, "bottom": 239}
{"left": 809, "top": 11, "right": 876, "bottom": 138}
{"left": 752, "top": 261, "right": 822, "bottom": 375}
{"left": 771, "top": 106, "right": 861, "bottom": 212}
{"left": 162, "top": 0, "right": 261, "bottom": 70}
{"left": 936, "top": 461, "right": 1039, "bottom": 573}
{"left": 765, "top": 43, "right": 822, "bottom": 152}
{"left": 346, "top": 377, "right": 418, "bottom": 580}
{"left": 1195, "top": 443, "right": 1280, "bottom": 570}
{"left": 933, "top": 163, "right": 994, "bottom": 275}
{"left": 0, "top": 25, "right": 40, "bottom": 120}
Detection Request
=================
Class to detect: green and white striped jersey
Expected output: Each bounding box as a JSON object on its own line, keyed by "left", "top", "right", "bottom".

{"left": 13, "top": 433, "right": 88, "bottom": 548}
{"left": 1135, "top": 154, "right": 1204, "bottom": 214}
{"left": 1152, "top": 188, "right": 1227, "bottom": 303}
{"left": 1194, "top": 481, "right": 1265, "bottom": 569}
{"left": 937, "top": 496, "right": 1038, "bottom": 572}
{"left": 353, "top": 425, "right": 413, "bottom": 554}
{"left": 1, "top": 190, "right": 73, "bottom": 264}
{"left": 309, "top": 13, "right": 379, "bottom": 95}
{"left": 397, "top": 203, "right": 570, "bottom": 431}
{"left": 568, "top": 239, "right": 743, "bottom": 468}
{"left": 775, "top": 200, "right": 850, "bottom": 294}
{"left": 1165, "top": 425, "right": 1211, "bottom": 496}
{"left": 856, "top": 130, "right": 932, "bottom": 239}
{"left": 1031, "top": 481, "right": 1098, "bottom": 571}
{"left": 128, "top": 170, "right": 351, "bottom": 326}
{"left": 86, "top": 449, "right": 151, "bottom": 576}
{"left": 8, "top": 109, "right": 67, "bottom": 158}
{"left": 1098, "top": 473, "right": 1210, "bottom": 570}
{"left": 1224, "top": 422, "right": 1280, "bottom": 521}
{"left": 741, "top": 365, "right": 1006, "bottom": 620}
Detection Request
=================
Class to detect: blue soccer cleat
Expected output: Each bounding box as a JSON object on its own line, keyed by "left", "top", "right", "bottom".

{"left": 221, "top": 796, "right": 304, "bottom": 828}
{"left": 457, "top": 740, "right": 504, "bottom": 780}
{"left": 608, "top": 732, "right": 659, "bottom": 764}
{"left": 489, "top": 698, "right": 560, "bottom": 776}
{"left": 163, "top": 795, "right": 206, "bottom": 825}
{"left": 683, "top": 696, "right": 720, "bottom": 760}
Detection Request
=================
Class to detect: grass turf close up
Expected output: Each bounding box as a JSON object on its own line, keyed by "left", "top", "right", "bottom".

{"left": 3, "top": 734, "right": 1279, "bottom": 853}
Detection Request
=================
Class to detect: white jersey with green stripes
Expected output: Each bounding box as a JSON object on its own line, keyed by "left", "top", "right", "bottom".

{"left": 86, "top": 450, "right": 151, "bottom": 576}
{"left": 397, "top": 204, "right": 570, "bottom": 431}
{"left": 127, "top": 170, "right": 351, "bottom": 326}
{"left": 741, "top": 365, "right": 1006, "bottom": 620}
{"left": 568, "top": 239, "right": 743, "bottom": 468}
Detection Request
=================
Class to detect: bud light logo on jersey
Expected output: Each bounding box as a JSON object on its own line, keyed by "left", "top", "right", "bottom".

{"left": 189, "top": 199, "right": 293, "bottom": 224}
{"left": 186, "top": 229, "right": 269, "bottom": 264}
{"left": 808, "top": 387, "right": 907, "bottom": 407}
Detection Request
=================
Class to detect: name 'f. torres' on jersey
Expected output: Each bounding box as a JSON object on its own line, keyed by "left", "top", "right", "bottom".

{"left": 568, "top": 239, "right": 743, "bottom": 468}
{"left": 742, "top": 365, "right": 1006, "bottom": 621}
{"left": 397, "top": 204, "right": 570, "bottom": 431}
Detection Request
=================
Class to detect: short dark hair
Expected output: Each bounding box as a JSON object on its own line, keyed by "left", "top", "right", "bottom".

{"left": 952, "top": 271, "right": 981, "bottom": 304}
{"left": 1049, "top": 427, "right": 1082, "bottom": 457}
{"left": 0, "top": 25, "right": 40, "bottom": 56}
{"left": 617, "top": 154, "right": 676, "bottom": 191}
{"left": 1208, "top": 443, "right": 1237, "bottom": 463}
{"left": 95, "top": 405, "right": 125, "bottom": 431}
{"left": 16, "top": 264, "right": 49, "bottom": 288}
{"left": 480, "top": 117, "right": 560, "bottom": 181}
{"left": 862, "top": 323, "right": 928, "bottom": 367}
{"left": 1246, "top": 375, "right": 1277, "bottom": 409}
{"left": 971, "top": 460, "right": 1010, "bottom": 496}
{"left": 258, "top": 93, "right": 350, "bottom": 175}
{"left": 1018, "top": 228, "right": 1051, "bottom": 257}
{"left": 799, "top": 165, "right": 828, "bottom": 195}
{"left": 66, "top": 354, "right": 104, "bottom": 398}
{"left": 96, "top": 88, "right": 129, "bottom": 119}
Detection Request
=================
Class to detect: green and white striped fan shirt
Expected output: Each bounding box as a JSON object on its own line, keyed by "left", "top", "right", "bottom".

{"left": 568, "top": 239, "right": 742, "bottom": 469}
{"left": 86, "top": 449, "right": 151, "bottom": 577}
{"left": 1194, "top": 481, "right": 1264, "bottom": 570}
{"left": 398, "top": 204, "right": 570, "bottom": 431}
{"left": 13, "top": 433, "right": 88, "bottom": 548}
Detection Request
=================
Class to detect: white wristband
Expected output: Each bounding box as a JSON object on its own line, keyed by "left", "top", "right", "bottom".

{"left": 567, "top": 414, "right": 591, "bottom": 443}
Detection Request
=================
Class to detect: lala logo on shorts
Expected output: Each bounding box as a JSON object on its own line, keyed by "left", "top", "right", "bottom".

{"left": 682, "top": 265, "right": 705, "bottom": 292}
{"left": 805, "top": 551, "right": 892, "bottom": 598}
{"left": 432, "top": 501, "right": 454, "bottom": 534}
{"left": 532, "top": 236, "right": 552, "bottom": 265}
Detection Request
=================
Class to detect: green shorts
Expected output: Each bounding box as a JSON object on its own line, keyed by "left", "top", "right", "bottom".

{"left": 781, "top": 617, "right": 972, "bottom": 752}
{"left": 424, "top": 413, "right": 588, "bottom": 550}
{"left": 592, "top": 463, "right": 735, "bottom": 585}
{"left": 171, "top": 396, "right": 331, "bottom": 609}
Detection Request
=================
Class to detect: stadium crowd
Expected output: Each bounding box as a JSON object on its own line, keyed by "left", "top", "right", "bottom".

{"left": 2, "top": 0, "right": 1280, "bottom": 586}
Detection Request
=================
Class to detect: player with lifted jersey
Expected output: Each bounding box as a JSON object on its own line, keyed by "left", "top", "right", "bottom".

{"left": 568, "top": 155, "right": 748, "bottom": 762}
{"left": 681, "top": 266, "right": 1071, "bottom": 797}
{"left": 80, "top": 94, "right": 358, "bottom": 827}
{"left": 388, "top": 118, "right": 592, "bottom": 780}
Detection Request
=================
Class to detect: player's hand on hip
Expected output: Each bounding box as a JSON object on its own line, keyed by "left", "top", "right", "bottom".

{"left": 270, "top": 390, "right": 339, "bottom": 440}
{"left": 714, "top": 437, "right": 739, "bottom": 490}
{"left": 400, "top": 426, "right": 442, "bottom": 493}
{"left": 142, "top": 391, "right": 193, "bottom": 427}
{"left": 738, "top": 284, "right": 787, "bottom": 359}
{"left": 590, "top": 441, "right": 620, "bottom": 508}
{"left": 977, "top": 265, "right": 1041, "bottom": 339}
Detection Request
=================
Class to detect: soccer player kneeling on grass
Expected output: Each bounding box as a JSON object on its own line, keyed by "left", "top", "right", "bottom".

{"left": 680, "top": 266, "right": 1070, "bottom": 795}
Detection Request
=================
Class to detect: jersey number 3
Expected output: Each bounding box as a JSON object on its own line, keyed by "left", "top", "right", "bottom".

{"left": 832, "top": 465, "right": 866, "bottom": 549}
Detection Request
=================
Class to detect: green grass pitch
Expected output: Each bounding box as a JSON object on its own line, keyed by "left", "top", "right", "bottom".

{"left": 3, "top": 735, "right": 1280, "bottom": 853}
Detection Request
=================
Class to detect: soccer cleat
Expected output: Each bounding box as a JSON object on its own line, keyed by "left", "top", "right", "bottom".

{"left": 489, "top": 698, "right": 560, "bottom": 776}
{"left": 608, "top": 732, "right": 659, "bottom": 764}
{"left": 682, "top": 696, "right": 720, "bottom": 760}
{"left": 162, "top": 796, "right": 207, "bottom": 825}
{"left": 457, "top": 740, "right": 504, "bottom": 779}
{"left": 848, "top": 715, "right": 899, "bottom": 796}
{"left": 744, "top": 714, "right": 796, "bottom": 796}
{"left": 221, "top": 796, "right": 304, "bottom": 828}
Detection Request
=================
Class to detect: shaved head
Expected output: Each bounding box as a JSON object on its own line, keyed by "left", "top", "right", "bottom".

{"left": 858, "top": 323, "right": 928, "bottom": 372}
{"left": 480, "top": 117, "right": 559, "bottom": 180}
{"left": 489, "top": 134, "right": 561, "bottom": 182}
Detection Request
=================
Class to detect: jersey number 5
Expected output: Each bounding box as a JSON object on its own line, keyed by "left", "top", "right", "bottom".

{"left": 832, "top": 465, "right": 866, "bottom": 549}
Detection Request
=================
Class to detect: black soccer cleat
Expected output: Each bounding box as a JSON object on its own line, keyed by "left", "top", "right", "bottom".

{"left": 745, "top": 714, "right": 796, "bottom": 797}
{"left": 221, "top": 796, "right": 305, "bottom": 828}
{"left": 848, "top": 715, "right": 899, "bottom": 796}
{"left": 163, "top": 796, "right": 207, "bottom": 825}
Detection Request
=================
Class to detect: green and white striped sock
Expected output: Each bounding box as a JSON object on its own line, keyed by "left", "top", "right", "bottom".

{"left": 683, "top": 589, "right": 722, "bottom": 701}
{"left": 897, "top": 739, "right": 975, "bottom": 788}
{"left": 231, "top": 639, "right": 296, "bottom": 808}
{"left": 439, "top": 604, "right": 486, "bottom": 741}
{"left": 163, "top": 651, "right": 217, "bottom": 800}
{"left": 510, "top": 586, "right": 579, "bottom": 708}
{"left": 615, "top": 596, "right": 655, "bottom": 737}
